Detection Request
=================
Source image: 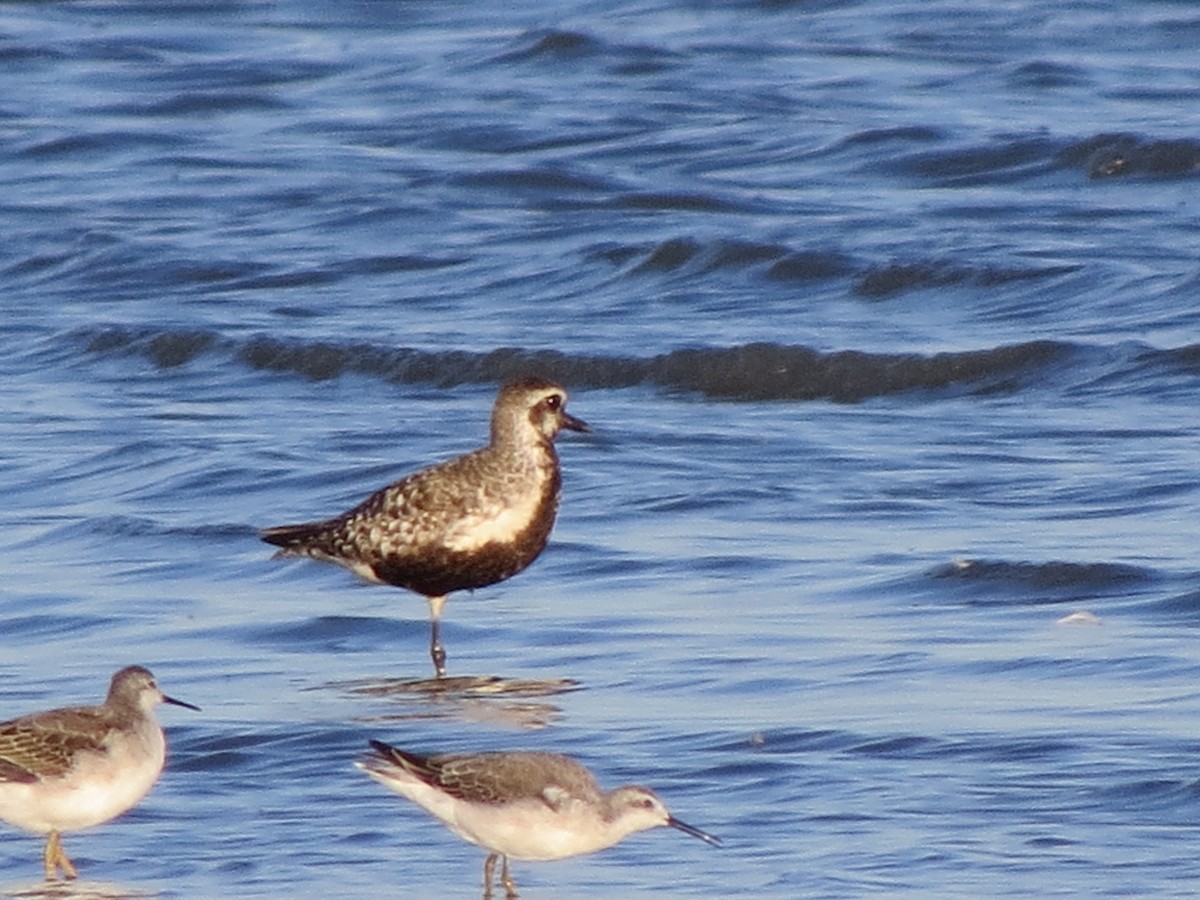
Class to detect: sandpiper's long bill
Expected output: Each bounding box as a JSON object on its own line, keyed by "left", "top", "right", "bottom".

{"left": 356, "top": 739, "right": 720, "bottom": 898}
{"left": 0, "top": 665, "right": 198, "bottom": 881}
{"left": 262, "top": 376, "right": 588, "bottom": 677}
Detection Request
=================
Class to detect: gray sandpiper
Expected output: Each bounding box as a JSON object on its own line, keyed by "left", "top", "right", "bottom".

{"left": 0, "top": 665, "right": 199, "bottom": 880}
{"left": 261, "top": 376, "right": 588, "bottom": 678}
{"left": 356, "top": 740, "right": 721, "bottom": 899}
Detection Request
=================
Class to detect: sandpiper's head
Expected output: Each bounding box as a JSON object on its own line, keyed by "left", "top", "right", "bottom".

{"left": 608, "top": 786, "right": 723, "bottom": 846}
{"left": 106, "top": 666, "right": 200, "bottom": 714}
{"left": 493, "top": 376, "right": 589, "bottom": 446}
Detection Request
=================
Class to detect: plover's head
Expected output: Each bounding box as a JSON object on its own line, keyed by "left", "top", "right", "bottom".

{"left": 493, "top": 376, "right": 589, "bottom": 446}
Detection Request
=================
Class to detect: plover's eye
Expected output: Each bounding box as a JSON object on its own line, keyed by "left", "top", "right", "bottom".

{"left": 544, "top": 394, "right": 562, "bottom": 411}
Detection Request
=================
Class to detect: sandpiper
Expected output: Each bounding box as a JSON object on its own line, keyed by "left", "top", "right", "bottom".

{"left": 0, "top": 665, "right": 199, "bottom": 880}
{"left": 356, "top": 739, "right": 721, "bottom": 898}
{"left": 261, "top": 376, "right": 588, "bottom": 678}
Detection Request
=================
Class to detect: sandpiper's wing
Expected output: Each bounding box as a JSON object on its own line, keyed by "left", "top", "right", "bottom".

{"left": 0, "top": 709, "right": 112, "bottom": 782}
{"left": 368, "top": 742, "right": 600, "bottom": 808}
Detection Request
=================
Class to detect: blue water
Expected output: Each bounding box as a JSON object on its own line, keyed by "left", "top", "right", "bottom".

{"left": 4, "top": 0, "right": 1200, "bottom": 896}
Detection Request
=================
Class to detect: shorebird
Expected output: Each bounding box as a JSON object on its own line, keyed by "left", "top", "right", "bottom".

{"left": 356, "top": 739, "right": 721, "bottom": 898}
{"left": 0, "top": 665, "right": 199, "bottom": 880}
{"left": 261, "top": 376, "right": 588, "bottom": 677}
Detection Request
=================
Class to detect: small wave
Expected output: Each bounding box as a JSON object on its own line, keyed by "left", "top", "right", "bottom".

{"left": 594, "top": 237, "right": 791, "bottom": 275}
{"left": 833, "top": 731, "right": 1082, "bottom": 763}
{"left": 597, "top": 235, "right": 1070, "bottom": 294}
{"left": 1091, "top": 777, "right": 1200, "bottom": 812}
{"left": 649, "top": 340, "right": 1068, "bottom": 401}
{"left": 496, "top": 29, "right": 605, "bottom": 63}
{"left": 875, "top": 134, "right": 1059, "bottom": 186}
{"left": 621, "top": 237, "right": 795, "bottom": 274}
{"left": 455, "top": 166, "right": 618, "bottom": 196}
{"left": 82, "top": 326, "right": 219, "bottom": 368}
{"left": 73, "top": 326, "right": 1084, "bottom": 403}
{"left": 615, "top": 191, "right": 750, "bottom": 213}
{"left": 1163, "top": 343, "right": 1200, "bottom": 370}
{"left": 248, "top": 614, "right": 416, "bottom": 654}
{"left": 494, "top": 28, "right": 678, "bottom": 75}
{"left": 17, "top": 129, "right": 186, "bottom": 161}
{"left": 862, "top": 129, "right": 1200, "bottom": 186}
{"left": 927, "top": 557, "right": 1156, "bottom": 606}
{"left": 854, "top": 260, "right": 1079, "bottom": 299}
{"left": 846, "top": 731, "right": 1079, "bottom": 763}
{"left": 1062, "top": 132, "right": 1200, "bottom": 179}
{"left": 1142, "top": 587, "right": 1200, "bottom": 623}
{"left": 712, "top": 728, "right": 858, "bottom": 755}
{"left": 608, "top": 237, "right": 851, "bottom": 279}
{"left": 630, "top": 237, "right": 702, "bottom": 272}
{"left": 0, "top": 612, "right": 118, "bottom": 639}
{"left": 766, "top": 250, "right": 854, "bottom": 281}
{"left": 108, "top": 91, "right": 290, "bottom": 118}
{"left": 73, "top": 329, "right": 1196, "bottom": 404}
{"left": 1006, "top": 60, "right": 1090, "bottom": 90}
{"left": 930, "top": 558, "right": 1153, "bottom": 588}
{"left": 839, "top": 125, "right": 945, "bottom": 148}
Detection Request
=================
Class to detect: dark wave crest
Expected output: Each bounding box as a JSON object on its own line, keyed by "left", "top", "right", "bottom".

{"left": 927, "top": 558, "right": 1157, "bottom": 606}
{"left": 71, "top": 327, "right": 1200, "bottom": 404}
{"left": 641, "top": 340, "right": 1066, "bottom": 400}
{"left": 1062, "top": 133, "right": 1200, "bottom": 180}
{"left": 73, "top": 326, "right": 1090, "bottom": 403}
{"left": 861, "top": 129, "right": 1200, "bottom": 186}
{"left": 592, "top": 236, "right": 1071, "bottom": 299}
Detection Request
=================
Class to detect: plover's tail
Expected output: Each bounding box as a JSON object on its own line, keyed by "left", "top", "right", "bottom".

{"left": 260, "top": 521, "right": 328, "bottom": 555}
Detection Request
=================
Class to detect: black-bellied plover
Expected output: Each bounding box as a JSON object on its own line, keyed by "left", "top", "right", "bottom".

{"left": 0, "top": 666, "right": 199, "bottom": 881}
{"left": 261, "top": 376, "right": 588, "bottom": 677}
{"left": 356, "top": 740, "right": 721, "bottom": 898}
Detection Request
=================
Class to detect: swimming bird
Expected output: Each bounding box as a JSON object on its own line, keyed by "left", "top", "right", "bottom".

{"left": 261, "top": 376, "right": 588, "bottom": 678}
{"left": 356, "top": 740, "right": 721, "bottom": 898}
{"left": 0, "top": 665, "right": 199, "bottom": 880}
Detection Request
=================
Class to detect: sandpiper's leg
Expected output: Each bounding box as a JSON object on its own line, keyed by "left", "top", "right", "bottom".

{"left": 41, "top": 834, "right": 54, "bottom": 881}
{"left": 427, "top": 595, "right": 448, "bottom": 677}
{"left": 500, "top": 854, "right": 518, "bottom": 899}
{"left": 483, "top": 852, "right": 498, "bottom": 898}
{"left": 43, "top": 830, "right": 77, "bottom": 881}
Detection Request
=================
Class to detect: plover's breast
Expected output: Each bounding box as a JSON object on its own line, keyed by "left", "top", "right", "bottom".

{"left": 442, "top": 478, "right": 551, "bottom": 554}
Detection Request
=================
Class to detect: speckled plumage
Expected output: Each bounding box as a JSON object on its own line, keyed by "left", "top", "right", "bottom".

{"left": 357, "top": 740, "right": 721, "bottom": 899}
{"left": 261, "top": 376, "right": 588, "bottom": 677}
{"left": 0, "top": 666, "right": 198, "bottom": 881}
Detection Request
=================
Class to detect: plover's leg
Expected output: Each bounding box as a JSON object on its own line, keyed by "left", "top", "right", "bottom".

{"left": 483, "top": 852, "right": 499, "bottom": 898}
{"left": 428, "top": 595, "right": 448, "bottom": 677}
{"left": 500, "top": 854, "right": 518, "bottom": 898}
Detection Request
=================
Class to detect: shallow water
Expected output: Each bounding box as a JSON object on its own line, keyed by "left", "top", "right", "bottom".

{"left": 3, "top": 0, "right": 1200, "bottom": 897}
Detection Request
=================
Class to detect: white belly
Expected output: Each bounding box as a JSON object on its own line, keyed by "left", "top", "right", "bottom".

{"left": 0, "top": 731, "right": 165, "bottom": 834}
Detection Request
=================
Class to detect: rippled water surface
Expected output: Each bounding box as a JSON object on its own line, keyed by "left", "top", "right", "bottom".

{"left": 4, "top": 1, "right": 1200, "bottom": 897}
